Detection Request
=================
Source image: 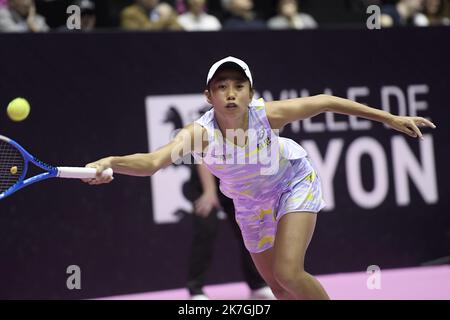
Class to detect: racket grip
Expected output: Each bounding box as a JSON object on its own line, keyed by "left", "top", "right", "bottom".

{"left": 57, "top": 167, "right": 114, "bottom": 179}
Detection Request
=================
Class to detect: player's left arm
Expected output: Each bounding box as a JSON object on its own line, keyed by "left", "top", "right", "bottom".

{"left": 266, "top": 94, "right": 436, "bottom": 138}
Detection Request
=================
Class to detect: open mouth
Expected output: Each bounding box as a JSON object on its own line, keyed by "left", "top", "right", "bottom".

{"left": 226, "top": 103, "right": 238, "bottom": 109}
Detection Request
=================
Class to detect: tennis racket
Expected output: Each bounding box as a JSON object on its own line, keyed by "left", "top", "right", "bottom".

{"left": 0, "top": 135, "right": 113, "bottom": 200}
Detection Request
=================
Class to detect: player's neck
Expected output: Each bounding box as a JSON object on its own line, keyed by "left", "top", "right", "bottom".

{"left": 215, "top": 110, "right": 249, "bottom": 147}
{"left": 215, "top": 109, "right": 249, "bottom": 133}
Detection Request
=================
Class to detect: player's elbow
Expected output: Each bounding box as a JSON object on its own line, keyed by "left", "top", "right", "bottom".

{"left": 140, "top": 154, "right": 162, "bottom": 176}
{"left": 147, "top": 157, "right": 166, "bottom": 176}
{"left": 312, "top": 94, "right": 334, "bottom": 112}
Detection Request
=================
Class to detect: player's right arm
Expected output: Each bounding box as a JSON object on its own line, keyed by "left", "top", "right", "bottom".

{"left": 85, "top": 123, "right": 207, "bottom": 184}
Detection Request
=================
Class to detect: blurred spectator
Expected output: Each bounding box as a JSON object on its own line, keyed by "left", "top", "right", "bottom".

{"left": 267, "top": 0, "right": 317, "bottom": 30}
{"left": 381, "top": 0, "right": 424, "bottom": 27}
{"left": 0, "top": 0, "right": 49, "bottom": 32}
{"left": 76, "top": 0, "right": 96, "bottom": 31}
{"left": 120, "top": 0, "right": 182, "bottom": 31}
{"left": 177, "top": 0, "right": 221, "bottom": 31}
{"left": 416, "top": 0, "right": 450, "bottom": 25}
{"left": 221, "top": 0, "right": 266, "bottom": 30}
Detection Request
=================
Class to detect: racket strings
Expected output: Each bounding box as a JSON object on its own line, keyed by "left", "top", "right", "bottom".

{"left": 0, "top": 140, "right": 25, "bottom": 193}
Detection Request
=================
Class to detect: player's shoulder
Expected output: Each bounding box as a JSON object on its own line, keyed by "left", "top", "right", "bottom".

{"left": 195, "top": 107, "right": 215, "bottom": 127}
{"left": 184, "top": 123, "right": 207, "bottom": 143}
{"left": 264, "top": 100, "right": 277, "bottom": 115}
{"left": 183, "top": 123, "right": 208, "bottom": 153}
{"left": 250, "top": 97, "right": 266, "bottom": 109}
{"left": 183, "top": 122, "right": 206, "bottom": 134}
{"left": 261, "top": 99, "right": 291, "bottom": 130}
{"left": 251, "top": 97, "right": 277, "bottom": 119}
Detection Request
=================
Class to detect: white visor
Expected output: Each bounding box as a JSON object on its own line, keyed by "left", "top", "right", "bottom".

{"left": 206, "top": 56, "right": 253, "bottom": 87}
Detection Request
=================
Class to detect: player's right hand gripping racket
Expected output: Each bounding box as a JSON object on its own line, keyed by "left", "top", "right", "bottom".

{"left": 0, "top": 135, "right": 113, "bottom": 200}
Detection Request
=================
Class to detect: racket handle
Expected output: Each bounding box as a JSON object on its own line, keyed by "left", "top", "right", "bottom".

{"left": 57, "top": 167, "right": 114, "bottom": 179}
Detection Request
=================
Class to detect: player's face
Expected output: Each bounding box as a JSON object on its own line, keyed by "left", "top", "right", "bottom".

{"left": 205, "top": 69, "right": 253, "bottom": 117}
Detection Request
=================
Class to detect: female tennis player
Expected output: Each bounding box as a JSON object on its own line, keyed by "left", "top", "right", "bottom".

{"left": 84, "top": 56, "right": 436, "bottom": 299}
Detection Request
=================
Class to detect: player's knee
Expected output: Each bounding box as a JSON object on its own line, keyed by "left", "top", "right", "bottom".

{"left": 273, "top": 263, "right": 305, "bottom": 288}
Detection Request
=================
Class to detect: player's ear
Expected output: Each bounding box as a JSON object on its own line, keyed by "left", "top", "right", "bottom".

{"left": 204, "top": 89, "right": 212, "bottom": 104}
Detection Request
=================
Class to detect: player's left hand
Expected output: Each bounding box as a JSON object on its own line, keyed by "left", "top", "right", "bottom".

{"left": 386, "top": 115, "right": 436, "bottom": 139}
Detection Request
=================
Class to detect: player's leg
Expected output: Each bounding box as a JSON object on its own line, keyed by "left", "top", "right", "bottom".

{"left": 249, "top": 248, "right": 295, "bottom": 300}
{"left": 220, "top": 196, "right": 268, "bottom": 293}
{"left": 273, "top": 212, "right": 329, "bottom": 300}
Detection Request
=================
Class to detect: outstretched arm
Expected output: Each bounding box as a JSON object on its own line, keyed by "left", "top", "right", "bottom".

{"left": 85, "top": 123, "right": 207, "bottom": 184}
{"left": 266, "top": 94, "right": 436, "bottom": 138}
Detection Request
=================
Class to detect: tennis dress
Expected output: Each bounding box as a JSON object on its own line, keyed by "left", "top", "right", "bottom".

{"left": 192, "top": 98, "right": 326, "bottom": 253}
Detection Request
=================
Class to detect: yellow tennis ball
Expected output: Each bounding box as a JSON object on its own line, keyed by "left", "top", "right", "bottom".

{"left": 10, "top": 166, "right": 18, "bottom": 174}
{"left": 7, "top": 97, "right": 31, "bottom": 122}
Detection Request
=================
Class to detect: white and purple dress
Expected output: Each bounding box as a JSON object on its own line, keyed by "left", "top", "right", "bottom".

{"left": 192, "top": 98, "right": 326, "bottom": 253}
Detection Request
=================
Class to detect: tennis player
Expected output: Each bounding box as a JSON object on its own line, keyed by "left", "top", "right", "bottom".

{"left": 84, "top": 56, "right": 436, "bottom": 299}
